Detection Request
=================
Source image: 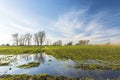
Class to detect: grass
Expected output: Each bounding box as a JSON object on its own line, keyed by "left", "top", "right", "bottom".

{"left": 0, "top": 45, "right": 120, "bottom": 70}
{"left": 0, "top": 62, "right": 9, "bottom": 66}
{"left": 74, "top": 63, "right": 120, "bottom": 70}
{"left": 45, "top": 45, "right": 120, "bottom": 61}
{"left": 0, "top": 46, "right": 44, "bottom": 54}
{"left": 0, "top": 74, "right": 119, "bottom": 80}
{"left": 44, "top": 45, "right": 120, "bottom": 70}
{"left": 0, "top": 74, "right": 97, "bottom": 80}
{"left": 0, "top": 45, "right": 120, "bottom": 79}
{"left": 18, "top": 62, "right": 40, "bottom": 69}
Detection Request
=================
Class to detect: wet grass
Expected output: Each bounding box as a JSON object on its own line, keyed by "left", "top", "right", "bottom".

{"left": 45, "top": 45, "right": 120, "bottom": 61}
{"left": 0, "top": 74, "right": 96, "bottom": 80}
{"left": 0, "top": 46, "right": 43, "bottom": 54}
{"left": 0, "top": 74, "right": 119, "bottom": 80}
{"left": 0, "top": 62, "right": 9, "bottom": 66}
{"left": 74, "top": 63, "right": 120, "bottom": 70}
{"left": 0, "top": 45, "right": 120, "bottom": 70}
{"left": 45, "top": 45, "right": 120, "bottom": 70}
{"left": 0, "top": 45, "right": 120, "bottom": 79}
{"left": 18, "top": 62, "right": 40, "bottom": 69}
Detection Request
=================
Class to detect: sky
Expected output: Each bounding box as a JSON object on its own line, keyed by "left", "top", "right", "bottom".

{"left": 0, "top": 0, "right": 120, "bottom": 45}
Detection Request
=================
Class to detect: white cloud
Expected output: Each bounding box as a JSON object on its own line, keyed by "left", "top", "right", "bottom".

{"left": 0, "top": 2, "right": 120, "bottom": 45}
{"left": 0, "top": 4, "right": 42, "bottom": 44}
{"left": 52, "top": 9, "right": 120, "bottom": 44}
{"left": 9, "top": 22, "right": 35, "bottom": 33}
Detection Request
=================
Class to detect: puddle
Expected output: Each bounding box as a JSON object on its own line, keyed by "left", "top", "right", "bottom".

{"left": 0, "top": 53, "right": 120, "bottom": 79}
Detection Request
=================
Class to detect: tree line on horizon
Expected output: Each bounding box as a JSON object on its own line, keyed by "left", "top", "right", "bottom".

{"left": 1, "top": 30, "right": 90, "bottom": 46}
{"left": 11, "top": 30, "right": 64, "bottom": 46}
{"left": 12, "top": 31, "right": 46, "bottom": 46}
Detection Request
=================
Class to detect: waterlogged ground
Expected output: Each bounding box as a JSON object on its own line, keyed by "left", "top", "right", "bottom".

{"left": 0, "top": 53, "right": 120, "bottom": 79}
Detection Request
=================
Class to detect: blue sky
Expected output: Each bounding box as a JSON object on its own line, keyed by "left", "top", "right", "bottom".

{"left": 0, "top": 0, "right": 120, "bottom": 45}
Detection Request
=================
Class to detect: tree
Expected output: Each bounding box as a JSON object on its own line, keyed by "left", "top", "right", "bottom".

{"left": 53, "top": 40, "right": 62, "bottom": 46}
{"left": 45, "top": 38, "right": 51, "bottom": 46}
{"left": 78, "top": 40, "right": 89, "bottom": 45}
{"left": 6, "top": 43, "right": 10, "bottom": 46}
{"left": 25, "top": 33, "right": 32, "bottom": 46}
{"left": 2, "top": 44, "right": 5, "bottom": 46}
{"left": 57, "top": 40, "right": 62, "bottom": 46}
{"left": 53, "top": 41, "right": 57, "bottom": 46}
{"left": 34, "top": 33, "right": 39, "bottom": 46}
{"left": 34, "top": 31, "right": 46, "bottom": 46}
{"left": 19, "top": 34, "right": 26, "bottom": 46}
{"left": 12, "top": 33, "right": 19, "bottom": 46}
{"left": 66, "top": 42, "right": 72, "bottom": 46}
{"left": 38, "top": 31, "right": 46, "bottom": 46}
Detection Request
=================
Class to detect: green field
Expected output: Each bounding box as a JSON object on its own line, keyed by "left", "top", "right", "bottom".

{"left": 45, "top": 45, "right": 120, "bottom": 61}
{"left": 1, "top": 45, "right": 120, "bottom": 61}
{"left": 0, "top": 74, "right": 79, "bottom": 80}
{"left": 0, "top": 46, "right": 43, "bottom": 54}
{"left": 0, "top": 45, "right": 120, "bottom": 79}
{"left": 0, "top": 45, "right": 120, "bottom": 69}
{"left": 45, "top": 45, "right": 120, "bottom": 70}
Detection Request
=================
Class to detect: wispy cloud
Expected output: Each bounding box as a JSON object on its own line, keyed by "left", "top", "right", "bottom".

{"left": 0, "top": 4, "right": 39, "bottom": 44}
{"left": 0, "top": 1, "right": 120, "bottom": 45}
{"left": 51, "top": 9, "right": 120, "bottom": 44}
{"left": 0, "top": 4, "right": 43, "bottom": 32}
{"left": 9, "top": 22, "right": 35, "bottom": 33}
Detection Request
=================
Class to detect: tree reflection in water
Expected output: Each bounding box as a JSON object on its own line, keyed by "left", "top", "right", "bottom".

{"left": 0, "top": 53, "right": 45, "bottom": 66}
{"left": 34, "top": 53, "right": 45, "bottom": 64}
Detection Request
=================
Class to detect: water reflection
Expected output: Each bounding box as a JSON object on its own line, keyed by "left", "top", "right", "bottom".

{"left": 0, "top": 53, "right": 120, "bottom": 79}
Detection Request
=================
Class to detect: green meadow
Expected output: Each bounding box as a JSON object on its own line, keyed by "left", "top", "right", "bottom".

{"left": 0, "top": 46, "right": 43, "bottom": 54}
{"left": 45, "top": 45, "right": 120, "bottom": 70}
{"left": 0, "top": 45, "right": 120, "bottom": 70}
{"left": 0, "top": 74, "right": 80, "bottom": 80}
{"left": 1, "top": 45, "right": 120, "bottom": 62}
{"left": 45, "top": 45, "right": 120, "bottom": 61}
{"left": 0, "top": 45, "right": 120, "bottom": 80}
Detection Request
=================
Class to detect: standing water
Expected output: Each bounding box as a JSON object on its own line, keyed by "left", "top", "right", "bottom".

{"left": 0, "top": 53, "right": 120, "bottom": 79}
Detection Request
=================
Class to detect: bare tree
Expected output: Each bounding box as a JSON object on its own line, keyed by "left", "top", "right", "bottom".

{"left": 6, "top": 43, "right": 10, "bottom": 46}
{"left": 45, "top": 38, "right": 51, "bottom": 46}
{"left": 58, "top": 40, "right": 62, "bottom": 46}
{"left": 34, "top": 31, "right": 46, "bottom": 46}
{"left": 38, "top": 31, "right": 46, "bottom": 46}
{"left": 19, "top": 34, "right": 26, "bottom": 46}
{"left": 12, "top": 31, "right": 46, "bottom": 46}
{"left": 12, "top": 33, "right": 19, "bottom": 46}
{"left": 25, "top": 33, "right": 32, "bottom": 46}
{"left": 78, "top": 40, "right": 89, "bottom": 45}
{"left": 53, "top": 40, "right": 62, "bottom": 46}
{"left": 34, "top": 33, "right": 39, "bottom": 46}
{"left": 66, "top": 42, "right": 72, "bottom": 46}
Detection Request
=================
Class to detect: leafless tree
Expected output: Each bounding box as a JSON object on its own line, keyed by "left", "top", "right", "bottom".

{"left": 58, "top": 40, "right": 62, "bottom": 46}
{"left": 45, "top": 38, "right": 51, "bottom": 46}
{"left": 53, "top": 40, "right": 62, "bottom": 46}
{"left": 19, "top": 34, "right": 26, "bottom": 46}
{"left": 78, "top": 40, "right": 89, "bottom": 45}
{"left": 12, "top": 33, "right": 19, "bottom": 46}
{"left": 25, "top": 33, "right": 32, "bottom": 46}
{"left": 38, "top": 31, "right": 46, "bottom": 46}
{"left": 66, "top": 42, "right": 73, "bottom": 46}
{"left": 12, "top": 31, "right": 46, "bottom": 46}
{"left": 34, "top": 33, "right": 39, "bottom": 46}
